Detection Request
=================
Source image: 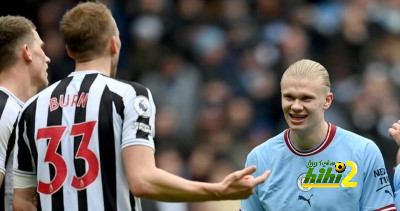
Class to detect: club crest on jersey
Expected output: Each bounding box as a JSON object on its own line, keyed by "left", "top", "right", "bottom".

{"left": 134, "top": 96, "right": 151, "bottom": 118}
{"left": 297, "top": 173, "right": 312, "bottom": 191}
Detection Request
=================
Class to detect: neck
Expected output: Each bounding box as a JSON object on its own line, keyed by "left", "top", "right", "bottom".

{"left": 290, "top": 122, "right": 329, "bottom": 150}
{"left": 74, "top": 58, "right": 112, "bottom": 76}
{"left": 0, "top": 66, "right": 38, "bottom": 102}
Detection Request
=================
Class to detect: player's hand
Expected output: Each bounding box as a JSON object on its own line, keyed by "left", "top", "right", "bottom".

{"left": 388, "top": 120, "right": 400, "bottom": 147}
{"left": 217, "top": 165, "right": 271, "bottom": 200}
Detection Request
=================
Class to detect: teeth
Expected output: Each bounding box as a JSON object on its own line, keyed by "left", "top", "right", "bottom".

{"left": 290, "top": 114, "right": 305, "bottom": 118}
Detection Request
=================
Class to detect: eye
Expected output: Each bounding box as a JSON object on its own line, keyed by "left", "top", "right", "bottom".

{"left": 302, "top": 96, "right": 313, "bottom": 101}
{"left": 284, "top": 96, "right": 294, "bottom": 101}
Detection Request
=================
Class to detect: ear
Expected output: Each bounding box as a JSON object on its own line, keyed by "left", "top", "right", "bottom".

{"left": 110, "top": 36, "right": 119, "bottom": 54}
{"left": 22, "top": 44, "right": 33, "bottom": 62}
{"left": 323, "top": 93, "right": 333, "bottom": 109}
{"left": 65, "top": 46, "right": 75, "bottom": 59}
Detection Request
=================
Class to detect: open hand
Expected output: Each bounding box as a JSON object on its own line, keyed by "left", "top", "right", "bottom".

{"left": 217, "top": 165, "right": 271, "bottom": 200}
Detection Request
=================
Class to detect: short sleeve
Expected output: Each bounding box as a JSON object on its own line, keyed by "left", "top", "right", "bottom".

{"left": 394, "top": 164, "right": 400, "bottom": 209}
{"left": 360, "top": 142, "right": 395, "bottom": 210}
{"left": 121, "top": 84, "right": 156, "bottom": 150}
{"left": 0, "top": 104, "right": 19, "bottom": 175}
{"left": 0, "top": 123, "right": 11, "bottom": 175}
{"left": 12, "top": 108, "right": 36, "bottom": 179}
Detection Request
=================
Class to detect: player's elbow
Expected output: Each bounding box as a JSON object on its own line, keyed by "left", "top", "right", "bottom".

{"left": 128, "top": 178, "right": 153, "bottom": 198}
{"left": 126, "top": 168, "right": 157, "bottom": 198}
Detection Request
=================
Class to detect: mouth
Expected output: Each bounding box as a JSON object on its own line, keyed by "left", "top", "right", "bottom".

{"left": 289, "top": 114, "right": 307, "bottom": 123}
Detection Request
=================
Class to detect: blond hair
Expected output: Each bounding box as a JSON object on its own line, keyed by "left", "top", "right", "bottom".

{"left": 281, "top": 59, "right": 331, "bottom": 93}
{"left": 0, "top": 16, "right": 36, "bottom": 72}
{"left": 60, "top": 1, "right": 115, "bottom": 62}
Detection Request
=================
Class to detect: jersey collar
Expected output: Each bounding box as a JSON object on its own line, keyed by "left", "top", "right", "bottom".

{"left": 68, "top": 70, "right": 105, "bottom": 77}
{"left": 284, "top": 123, "right": 337, "bottom": 156}
{"left": 0, "top": 87, "right": 24, "bottom": 107}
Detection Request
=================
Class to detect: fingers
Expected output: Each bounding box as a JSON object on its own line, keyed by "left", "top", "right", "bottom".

{"left": 390, "top": 122, "right": 400, "bottom": 131}
{"left": 252, "top": 170, "right": 271, "bottom": 185}
{"left": 233, "top": 166, "right": 270, "bottom": 186}
{"left": 391, "top": 122, "right": 400, "bottom": 130}
{"left": 389, "top": 128, "right": 396, "bottom": 137}
{"left": 389, "top": 122, "right": 400, "bottom": 146}
{"left": 236, "top": 166, "right": 257, "bottom": 178}
{"left": 219, "top": 167, "right": 270, "bottom": 200}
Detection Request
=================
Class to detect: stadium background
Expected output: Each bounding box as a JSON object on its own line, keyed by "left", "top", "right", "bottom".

{"left": 2, "top": 0, "right": 400, "bottom": 210}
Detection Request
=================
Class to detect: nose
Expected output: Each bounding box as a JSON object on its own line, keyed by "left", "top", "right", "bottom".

{"left": 291, "top": 99, "right": 303, "bottom": 111}
{"left": 46, "top": 55, "right": 51, "bottom": 64}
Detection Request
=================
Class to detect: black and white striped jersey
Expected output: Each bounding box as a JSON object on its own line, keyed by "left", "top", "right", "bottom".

{"left": 0, "top": 87, "right": 24, "bottom": 211}
{"left": 13, "top": 71, "right": 156, "bottom": 211}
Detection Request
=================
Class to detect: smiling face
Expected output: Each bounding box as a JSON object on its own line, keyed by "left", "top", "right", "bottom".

{"left": 281, "top": 75, "right": 332, "bottom": 134}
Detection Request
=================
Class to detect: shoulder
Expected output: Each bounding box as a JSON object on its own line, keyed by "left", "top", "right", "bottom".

{"left": 0, "top": 89, "right": 9, "bottom": 103}
{"left": 0, "top": 89, "right": 21, "bottom": 130}
{"left": 248, "top": 131, "right": 285, "bottom": 158}
{"left": 0, "top": 88, "right": 23, "bottom": 108}
{"left": 115, "top": 79, "right": 149, "bottom": 93}
{"left": 98, "top": 78, "right": 151, "bottom": 97}
{"left": 335, "top": 126, "right": 375, "bottom": 146}
{"left": 334, "top": 126, "right": 382, "bottom": 155}
{"left": 107, "top": 80, "right": 155, "bottom": 115}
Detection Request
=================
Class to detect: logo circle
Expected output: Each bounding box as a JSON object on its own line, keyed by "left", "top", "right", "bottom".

{"left": 335, "top": 162, "right": 346, "bottom": 173}
{"left": 297, "top": 173, "right": 312, "bottom": 192}
{"left": 133, "top": 96, "right": 151, "bottom": 118}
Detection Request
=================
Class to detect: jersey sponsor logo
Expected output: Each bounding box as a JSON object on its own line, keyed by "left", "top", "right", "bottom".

{"left": 385, "top": 189, "right": 393, "bottom": 197}
{"left": 306, "top": 159, "right": 336, "bottom": 168}
{"left": 133, "top": 96, "right": 151, "bottom": 118}
{"left": 301, "top": 160, "right": 358, "bottom": 188}
{"left": 373, "top": 167, "right": 392, "bottom": 193}
{"left": 49, "top": 93, "right": 89, "bottom": 112}
{"left": 298, "top": 194, "right": 313, "bottom": 207}
{"left": 132, "top": 121, "right": 151, "bottom": 133}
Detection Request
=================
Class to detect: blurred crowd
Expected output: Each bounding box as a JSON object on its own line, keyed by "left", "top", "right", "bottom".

{"left": 3, "top": 0, "right": 400, "bottom": 210}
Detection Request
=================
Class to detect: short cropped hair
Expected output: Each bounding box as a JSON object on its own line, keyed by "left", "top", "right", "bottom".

{"left": 281, "top": 59, "right": 331, "bottom": 94}
{"left": 60, "top": 1, "right": 115, "bottom": 62}
{"left": 0, "top": 16, "right": 36, "bottom": 72}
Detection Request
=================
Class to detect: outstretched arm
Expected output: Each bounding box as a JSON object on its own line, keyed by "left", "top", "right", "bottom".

{"left": 123, "top": 145, "right": 270, "bottom": 202}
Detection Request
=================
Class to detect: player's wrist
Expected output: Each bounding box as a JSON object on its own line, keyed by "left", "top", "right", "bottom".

{"left": 203, "top": 182, "right": 224, "bottom": 200}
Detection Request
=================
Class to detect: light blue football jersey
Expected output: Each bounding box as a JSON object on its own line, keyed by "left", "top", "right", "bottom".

{"left": 394, "top": 164, "right": 400, "bottom": 209}
{"left": 241, "top": 124, "right": 396, "bottom": 211}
